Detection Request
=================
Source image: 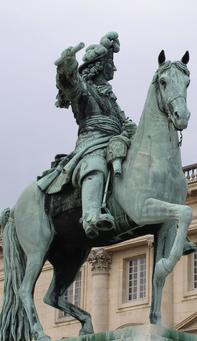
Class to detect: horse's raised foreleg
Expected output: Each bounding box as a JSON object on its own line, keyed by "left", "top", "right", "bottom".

{"left": 136, "top": 198, "right": 192, "bottom": 276}
{"left": 150, "top": 223, "right": 176, "bottom": 324}
{"left": 18, "top": 253, "right": 51, "bottom": 341}
{"left": 134, "top": 198, "right": 192, "bottom": 324}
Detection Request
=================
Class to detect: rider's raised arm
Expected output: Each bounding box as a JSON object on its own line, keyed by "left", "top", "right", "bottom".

{"left": 54, "top": 43, "right": 86, "bottom": 108}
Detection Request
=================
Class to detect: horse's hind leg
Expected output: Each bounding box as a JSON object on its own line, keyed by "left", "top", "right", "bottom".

{"left": 44, "top": 248, "right": 94, "bottom": 336}
{"left": 14, "top": 183, "right": 53, "bottom": 341}
{"left": 18, "top": 252, "right": 51, "bottom": 341}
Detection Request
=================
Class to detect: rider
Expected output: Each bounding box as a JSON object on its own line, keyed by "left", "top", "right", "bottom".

{"left": 45, "top": 32, "right": 137, "bottom": 239}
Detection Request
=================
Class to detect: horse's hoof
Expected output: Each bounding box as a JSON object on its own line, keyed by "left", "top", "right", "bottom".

{"left": 79, "top": 327, "right": 94, "bottom": 336}
{"left": 37, "top": 336, "right": 51, "bottom": 341}
{"left": 150, "top": 313, "right": 161, "bottom": 325}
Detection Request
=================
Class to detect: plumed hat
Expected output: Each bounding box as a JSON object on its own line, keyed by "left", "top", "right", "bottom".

{"left": 78, "top": 32, "right": 120, "bottom": 73}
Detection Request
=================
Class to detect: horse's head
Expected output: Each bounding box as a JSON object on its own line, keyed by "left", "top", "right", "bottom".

{"left": 153, "top": 50, "right": 191, "bottom": 130}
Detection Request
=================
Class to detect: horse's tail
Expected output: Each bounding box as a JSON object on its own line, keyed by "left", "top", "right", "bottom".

{"left": 0, "top": 208, "right": 31, "bottom": 341}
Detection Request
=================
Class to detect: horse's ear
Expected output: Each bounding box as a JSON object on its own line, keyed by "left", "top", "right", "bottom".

{"left": 158, "top": 50, "right": 166, "bottom": 65}
{"left": 181, "top": 51, "right": 189, "bottom": 64}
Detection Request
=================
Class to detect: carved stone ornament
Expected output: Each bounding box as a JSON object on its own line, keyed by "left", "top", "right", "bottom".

{"left": 88, "top": 248, "right": 112, "bottom": 272}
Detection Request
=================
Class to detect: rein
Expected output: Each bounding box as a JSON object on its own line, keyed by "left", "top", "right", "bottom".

{"left": 178, "top": 130, "right": 183, "bottom": 146}
{"left": 153, "top": 61, "right": 189, "bottom": 120}
{"left": 153, "top": 66, "right": 188, "bottom": 146}
{"left": 156, "top": 86, "right": 184, "bottom": 146}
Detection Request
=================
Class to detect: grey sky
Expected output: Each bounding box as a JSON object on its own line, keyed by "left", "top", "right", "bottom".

{"left": 0, "top": 0, "right": 197, "bottom": 208}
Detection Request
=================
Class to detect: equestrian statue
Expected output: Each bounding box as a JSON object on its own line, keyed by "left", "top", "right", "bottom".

{"left": 0, "top": 32, "right": 196, "bottom": 341}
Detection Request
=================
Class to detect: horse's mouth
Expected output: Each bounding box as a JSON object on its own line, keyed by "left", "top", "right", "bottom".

{"left": 169, "top": 113, "right": 189, "bottom": 131}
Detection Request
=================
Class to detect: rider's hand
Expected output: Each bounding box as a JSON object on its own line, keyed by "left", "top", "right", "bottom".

{"left": 122, "top": 118, "right": 137, "bottom": 138}
{"left": 54, "top": 43, "right": 85, "bottom": 67}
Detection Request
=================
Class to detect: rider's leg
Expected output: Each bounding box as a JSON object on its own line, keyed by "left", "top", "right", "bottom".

{"left": 183, "top": 237, "right": 197, "bottom": 255}
{"left": 81, "top": 170, "right": 114, "bottom": 238}
{"left": 78, "top": 151, "right": 114, "bottom": 239}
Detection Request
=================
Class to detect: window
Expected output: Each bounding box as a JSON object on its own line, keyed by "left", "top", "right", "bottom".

{"left": 58, "top": 271, "right": 82, "bottom": 320}
{"left": 192, "top": 252, "right": 197, "bottom": 290}
{"left": 65, "top": 271, "right": 81, "bottom": 307}
{"left": 126, "top": 256, "right": 146, "bottom": 302}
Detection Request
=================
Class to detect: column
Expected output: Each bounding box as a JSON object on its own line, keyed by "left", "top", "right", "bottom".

{"left": 88, "top": 248, "right": 112, "bottom": 333}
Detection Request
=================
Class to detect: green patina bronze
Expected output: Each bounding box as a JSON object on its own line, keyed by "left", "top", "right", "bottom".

{"left": 0, "top": 33, "right": 196, "bottom": 341}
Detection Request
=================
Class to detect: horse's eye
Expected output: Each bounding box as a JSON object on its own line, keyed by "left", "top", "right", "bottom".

{"left": 160, "top": 79, "right": 166, "bottom": 87}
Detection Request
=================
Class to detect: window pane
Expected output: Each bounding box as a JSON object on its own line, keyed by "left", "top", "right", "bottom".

{"left": 193, "top": 252, "right": 197, "bottom": 289}
{"left": 74, "top": 272, "right": 81, "bottom": 307}
{"left": 59, "top": 271, "right": 82, "bottom": 318}
{"left": 127, "top": 256, "right": 146, "bottom": 301}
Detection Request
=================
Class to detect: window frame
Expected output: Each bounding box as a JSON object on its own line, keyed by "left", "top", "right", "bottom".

{"left": 117, "top": 242, "right": 152, "bottom": 311}
{"left": 191, "top": 251, "right": 197, "bottom": 290}
{"left": 126, "top": 255, "right": 146, "bottom": 302}
{"left": 183, "top": 236, "right": 197, "bottom": 300}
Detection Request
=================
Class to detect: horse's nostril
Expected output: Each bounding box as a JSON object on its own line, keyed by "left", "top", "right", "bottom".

{"left": 174, "top": 111, "right": 180, "bottom": 119}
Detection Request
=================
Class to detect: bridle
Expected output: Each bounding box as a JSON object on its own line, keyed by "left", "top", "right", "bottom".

{"left": 156, "top": 86, "right": 185, "bottom": 146}
{"left": 153, "top": 62, "right": 189, "bottom": 146}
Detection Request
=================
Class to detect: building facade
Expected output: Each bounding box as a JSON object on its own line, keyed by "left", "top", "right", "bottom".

{"left": 0, "top": 163, "right": 197, "bottom": 340}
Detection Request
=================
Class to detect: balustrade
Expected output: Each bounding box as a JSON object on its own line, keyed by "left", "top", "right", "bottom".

{"left": 183, "top": 163, "right": 197, "bottom": 183}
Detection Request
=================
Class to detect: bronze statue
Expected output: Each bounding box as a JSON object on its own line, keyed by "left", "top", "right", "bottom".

{"left": 0, "top": 33, "right": 196, "bottom": 341}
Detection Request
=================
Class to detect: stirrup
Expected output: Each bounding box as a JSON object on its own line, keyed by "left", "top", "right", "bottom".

{"left": 83, "top": 219, "right": 99, "bottom": 239}
{"left": 95, "top": 213, "right": 115, "bottom": 232}
{"left": 183, "top": 240, "right": 197, "bottom": 256}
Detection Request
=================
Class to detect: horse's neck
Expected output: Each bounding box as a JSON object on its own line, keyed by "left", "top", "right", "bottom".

{"left": 128, "top": 84, "right": 182, "bottom": 165}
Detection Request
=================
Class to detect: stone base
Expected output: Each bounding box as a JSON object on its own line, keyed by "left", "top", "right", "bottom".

{"left": 58, "top": 324, "right": 197, "bottom": 340}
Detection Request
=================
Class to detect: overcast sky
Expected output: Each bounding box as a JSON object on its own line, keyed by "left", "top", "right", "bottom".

{"left": 0, "top": 0, "right": 197, "bottom": 208}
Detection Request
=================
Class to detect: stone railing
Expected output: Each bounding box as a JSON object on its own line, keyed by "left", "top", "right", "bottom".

{"left": 183, "top": 163, "right": 197, "bottom": 183}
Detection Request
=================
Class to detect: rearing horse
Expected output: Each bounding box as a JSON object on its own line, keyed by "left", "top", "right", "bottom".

{"left": 0, "top": 51, "right": 192, "bottom": 341}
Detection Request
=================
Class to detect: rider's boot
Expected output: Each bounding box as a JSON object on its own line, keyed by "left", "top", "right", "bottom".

{"left": 81, "top": 171, "right": 114, "bottom": 239}
{"left": 183, "top": 237, "right": 197, "bottom": 255}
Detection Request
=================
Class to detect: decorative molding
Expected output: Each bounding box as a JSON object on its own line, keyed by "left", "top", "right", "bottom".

{"left": 42, "top": 261, "right": 53, "bottom": 272}
{"left": 105, "top": 235, "right": 154, "bottom": 253}
{"left": 175, "top": 312, "right": 197, "bottom": 332}
{"left": 88, "top": 248, "right": 112, "bottom": 273}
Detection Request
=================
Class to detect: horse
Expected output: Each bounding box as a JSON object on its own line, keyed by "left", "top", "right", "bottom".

{"left": 0, "top": 50, "right": 193, "bottom": 341}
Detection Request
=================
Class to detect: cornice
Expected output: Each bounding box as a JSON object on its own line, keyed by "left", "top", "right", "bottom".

{"left": 187, "top": 181, "right": 197, "bottom": 203}
{"left": 175, "top": 312, "right": 197, "bottom": 331}
{"left": 104, "top": 235, "right": 154, "bottom": 252}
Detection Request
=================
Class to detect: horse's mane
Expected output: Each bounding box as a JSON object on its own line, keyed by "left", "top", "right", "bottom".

{"left": 152, "top": 61, "right": 190, "bottom": 83}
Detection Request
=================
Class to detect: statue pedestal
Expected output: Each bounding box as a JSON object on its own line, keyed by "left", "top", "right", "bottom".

{"left": 58, "top": 324, "right": 196, "bottom": 340}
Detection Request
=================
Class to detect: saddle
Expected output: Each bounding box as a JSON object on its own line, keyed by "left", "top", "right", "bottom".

{"left": 44, "top": 183, "right": 81, "bottom": 217}
{"left": 37, "top": 154, "right": 82, "bottom": 217}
